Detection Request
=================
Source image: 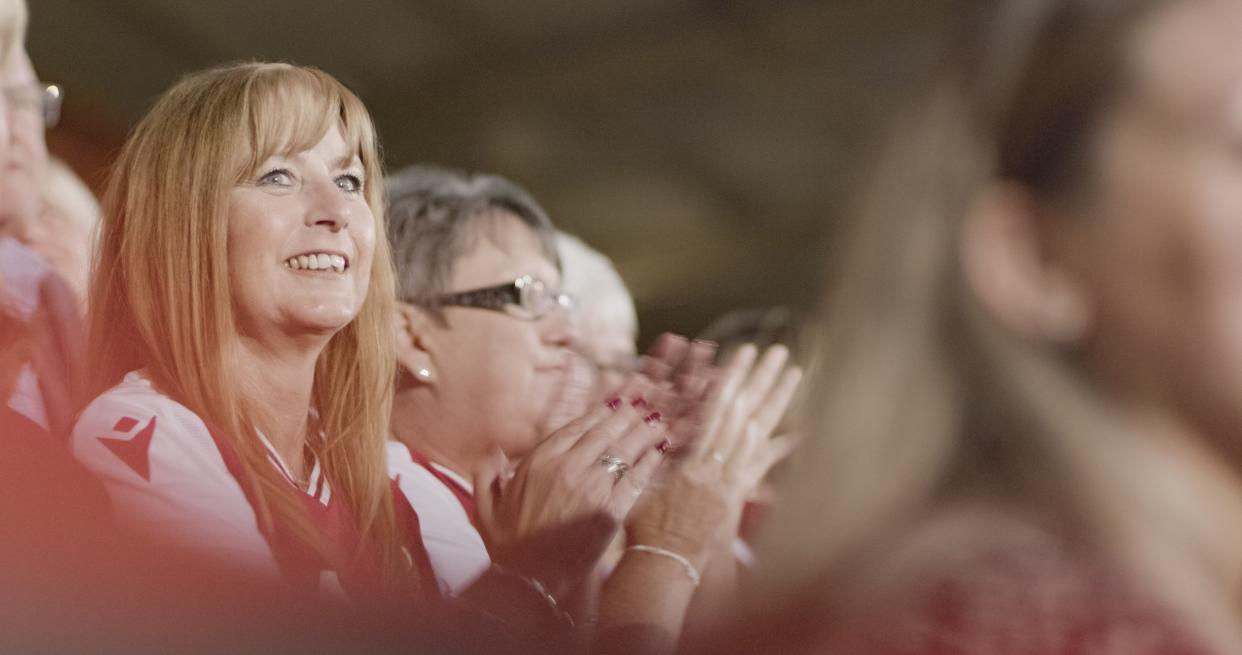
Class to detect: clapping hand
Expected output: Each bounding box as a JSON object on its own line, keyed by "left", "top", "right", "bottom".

{"left": 626, "top": 343, "right": 803, "bottom": 566}
{"left": 473, "top": 375, "right": 670, "bottom": 599}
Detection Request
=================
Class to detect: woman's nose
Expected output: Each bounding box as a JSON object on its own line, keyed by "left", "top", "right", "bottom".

{"left": 305, "top": 178, "right": 352, "bottom": 232}
{"left": 541, "top": 304, "right": 580, "bottom": 348}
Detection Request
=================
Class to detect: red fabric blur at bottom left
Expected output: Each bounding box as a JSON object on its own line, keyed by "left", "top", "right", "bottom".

{"left": 0, "top": 403, "right": 113, "bottom": 555}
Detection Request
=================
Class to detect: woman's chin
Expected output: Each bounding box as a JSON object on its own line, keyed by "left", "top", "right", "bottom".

{"left": 283, "top": 305, "right": 362, "bottom": 337}
{"left": 495, "top": 425, "right": 544, "bottom": 460}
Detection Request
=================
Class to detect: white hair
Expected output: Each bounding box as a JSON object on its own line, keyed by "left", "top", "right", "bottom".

{"left": 556, "top": 231, "right": 638, "bottom": 351}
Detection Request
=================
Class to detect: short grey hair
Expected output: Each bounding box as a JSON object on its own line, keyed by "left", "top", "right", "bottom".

{"left": 385, "top": 164, "right": 560, "bottom": 314}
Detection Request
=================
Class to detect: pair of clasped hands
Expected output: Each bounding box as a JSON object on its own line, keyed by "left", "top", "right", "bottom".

{"left": 473, "top": 333, "right": 803, "bottom": 602}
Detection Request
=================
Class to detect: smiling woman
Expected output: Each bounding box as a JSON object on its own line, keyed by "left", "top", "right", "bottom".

{"left": 71, "top": 62, "right": 425, "bottom": 603}
{"left": 228, "top": 125, "right": 374, "bottom": 343}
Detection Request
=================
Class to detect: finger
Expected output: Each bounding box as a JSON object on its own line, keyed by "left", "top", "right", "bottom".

{"left": 644, "top": 332, "right": 686, "bottom": 364}
{"left": 701, "top": 345, "right": 757, "bottom": 426}
{"left": 536, "top": 396, "right": 620, "bottom": 459}
{"left": 749, "top": 366, "right": 804, "bottom": 440}
{"left": 673, "top": 364, "right": 728, "bottom": 445}
{"left": 744, "top": 433, "right": 802, "bottom": 492}
{"left": 540, "top": 372, "right": 660, "bottom": 460}
{"left": 760, "top": 432, "right": 802, "bottom": 471}
{"left": 612, "top": 374, "right": 657, "bottom": 407}
{"left": 607, "top": 411, "right": 669, "bottom": 470}
{"left": 692, "top": 344, "right": 758, "bottom": 457}
{"left": 472, "top": 446, "right": 511, "bottom": 531}
{"left": 563, "top": 402, "right": 647, "bottom": 469}
{"left": 735, "top": 345, "right": 791, "bottom": 415}
{"left": 714, "top": 344, "right": 759, "bottom": 408}
{"left": 722, "top": 366, "right": 802, "bottom": 468}
{"left": 673, "top": 339, "right": 718, "bottom": 401}
{"left": 607, "top": 448, "right": 665, "bottom": 519}
{"left": 711, "top": 401, "right": 754, "bottom": 465}
{"left": 640, "top": 333, "right": 689, "bottom": 385}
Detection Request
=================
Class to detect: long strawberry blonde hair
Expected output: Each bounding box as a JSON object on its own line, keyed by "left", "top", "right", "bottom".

{"left": 86, "top": 62, "right": 410, "bottom": 586}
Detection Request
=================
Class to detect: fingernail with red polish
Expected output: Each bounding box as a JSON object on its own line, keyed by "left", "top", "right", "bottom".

{"left": 606, "top": 396, "right": 622, "bottom": 411}
{"left": 631, "top": 396, "right": 649, "bottom": 409}
{"left": 643, "top": 411, "right": 663, "bottom": 425}
{"left": 656, "top": 439, "right": 671, "bottom": 454}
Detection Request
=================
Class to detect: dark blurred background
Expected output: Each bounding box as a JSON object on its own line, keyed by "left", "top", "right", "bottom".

{"left": 29, "top": 0, "right": 957, "bottom": 345}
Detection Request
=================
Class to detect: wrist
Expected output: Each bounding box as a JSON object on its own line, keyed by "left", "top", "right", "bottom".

{"left": 490, "top": 551, "right": 573, "bottom": 601}
{"left": 624, "top": 544, "right": 702, "bottom": 587}
{"left": 466, "top": 564, "right": 576, "bottom": 635}
{"left": 625, "top": 526, "right": 714, "bottom": 571}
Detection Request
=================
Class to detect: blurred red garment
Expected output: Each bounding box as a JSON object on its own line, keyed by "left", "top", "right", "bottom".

{"left": 695, "top": 518, "right": 1213, "bottom": 655}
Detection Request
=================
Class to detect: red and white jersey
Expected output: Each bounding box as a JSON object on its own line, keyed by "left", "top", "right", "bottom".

{"left": 386, "top": 441, "right": 490, "bottom": 594}
{"left": 71, "top": 370, "right": 340, "bottom": 594}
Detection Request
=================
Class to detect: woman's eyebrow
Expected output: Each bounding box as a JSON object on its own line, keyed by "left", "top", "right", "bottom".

{"left": 332, "top": 153, "right": 363, "bottom": 170}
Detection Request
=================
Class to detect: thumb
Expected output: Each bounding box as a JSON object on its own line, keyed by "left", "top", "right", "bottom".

{"left": 473, "top": 446, "right": 512, "bottom": 531}
{"left": 754, "top": 432, "right": 802, "bottom": 480}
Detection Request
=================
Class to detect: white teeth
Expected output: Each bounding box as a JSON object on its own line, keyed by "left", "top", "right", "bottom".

{"left": 284, "top": 253, "right": 347, "bottom": 273}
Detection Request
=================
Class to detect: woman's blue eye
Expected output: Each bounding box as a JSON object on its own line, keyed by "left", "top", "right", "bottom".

{"left": 258, "top": 169, "right": 294, "bottom": 186}
{"left": 336, "top": 174, "right": 363, "bottom": 193}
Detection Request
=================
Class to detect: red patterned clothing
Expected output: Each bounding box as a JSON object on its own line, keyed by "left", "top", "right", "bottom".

{"left": 72, "top": 370, "right": 434, "bottom": 602}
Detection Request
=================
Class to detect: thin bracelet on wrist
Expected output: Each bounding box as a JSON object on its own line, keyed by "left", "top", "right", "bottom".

{"left": 626, "top": 544, "right": 702, "bottom": 586}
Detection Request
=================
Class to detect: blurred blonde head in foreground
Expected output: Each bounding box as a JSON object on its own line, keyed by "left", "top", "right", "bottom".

{"left": 755, "top": 0, "right": 1242, "bottom": 652}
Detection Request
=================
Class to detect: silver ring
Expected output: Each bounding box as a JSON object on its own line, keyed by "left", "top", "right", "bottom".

{"left": 598, "top": 454, "right": 630, "bottom": 481}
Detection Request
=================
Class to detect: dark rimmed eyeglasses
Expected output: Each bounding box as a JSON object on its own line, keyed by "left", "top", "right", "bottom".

{"left": 3, "top": 82, "right": 62, "bottom": 128}
{"left": 436, "top": 275, "right": 576, "bottom": 319}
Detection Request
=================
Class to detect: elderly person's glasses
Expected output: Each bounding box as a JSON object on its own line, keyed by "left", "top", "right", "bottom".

{"left": 3, "top": 82, "right": 62, "bottom": 128}
{"left": 437, "top": 275, "right": 576, "bottom": 319}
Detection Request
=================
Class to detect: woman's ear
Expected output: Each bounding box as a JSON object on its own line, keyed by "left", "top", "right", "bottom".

{"left": 395, "top": 302, "right": 436, "bottom": 384}
{"left": 960, "top": 183, "right": 1092, "bottom": 345}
